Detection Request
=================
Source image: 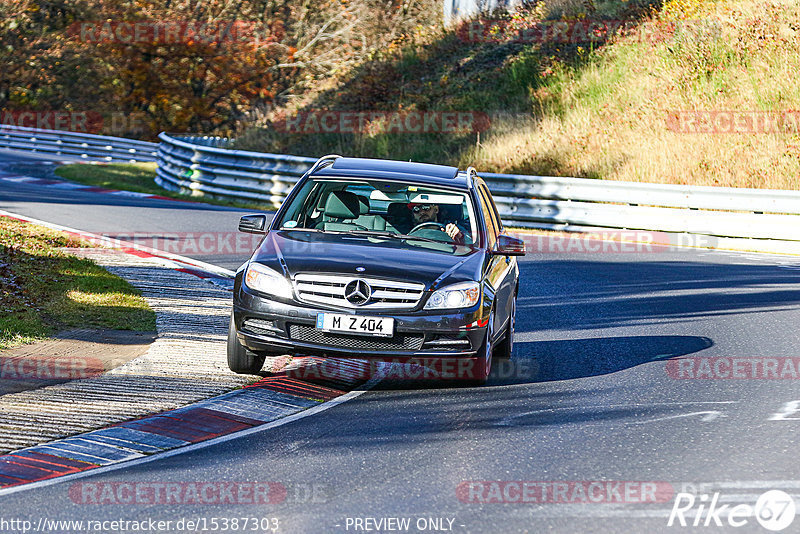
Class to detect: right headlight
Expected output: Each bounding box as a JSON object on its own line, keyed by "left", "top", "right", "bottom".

{"left": 243, "top": 262, "right": 293, "bottom": 300}
{"left": 424, "top": 281, "right": 481, "bottom": 310}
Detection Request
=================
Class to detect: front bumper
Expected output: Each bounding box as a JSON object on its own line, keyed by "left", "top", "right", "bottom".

{"left": 233, "top": 284, "right": 487, "bottom": 358}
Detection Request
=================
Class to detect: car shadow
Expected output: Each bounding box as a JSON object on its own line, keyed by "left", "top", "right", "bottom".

{"left": 492, "top": 334, "right": 713, "bottom": 386}
{"left": 273, "top": 335, "right": 712, "bottom": 391}
{"left": 359, "top": 334, "right": 713, "bottom": 390}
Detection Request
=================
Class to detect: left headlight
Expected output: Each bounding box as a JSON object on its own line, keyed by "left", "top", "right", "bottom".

{"left": 424, "top": 281, "right": 481, "bottom": 310}
{"left": 244, "top": 262, "right": 293, "bottom": 300}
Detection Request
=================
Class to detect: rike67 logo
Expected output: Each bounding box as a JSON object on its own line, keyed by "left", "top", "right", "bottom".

{"left": 668, "top": 490, "right": 796, "bottom": 531}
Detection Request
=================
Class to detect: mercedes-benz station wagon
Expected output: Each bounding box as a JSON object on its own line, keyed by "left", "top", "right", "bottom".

{"left": 228, "top": 156, "right": 525, "bottom": 384}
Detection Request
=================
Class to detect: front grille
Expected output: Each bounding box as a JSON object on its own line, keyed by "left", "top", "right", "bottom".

{"left": 294, "top": 273, "right": 425, "bottom": 310}
{"left": 288, "top": 324, "right": 424, "bottom": 351}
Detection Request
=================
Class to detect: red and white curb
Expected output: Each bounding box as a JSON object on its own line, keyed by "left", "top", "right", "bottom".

{"left": 0, "top": 210, "right": 377, "bottom": 494}
{"left": 0, "top": 359, "right": 375, "bottom": 496}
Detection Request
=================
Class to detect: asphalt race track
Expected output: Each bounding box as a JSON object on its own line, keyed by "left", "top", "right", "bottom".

{"left": 0, "top": 151, "right": 259, "bottom": 271}
{"left": 2, "top": 150, "right": 800, "bottom": 533}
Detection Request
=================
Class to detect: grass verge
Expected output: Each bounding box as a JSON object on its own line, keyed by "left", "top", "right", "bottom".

{"left": 54, "top": 163, "right": 271, "bottom": 211}
{"left": 0, "top": 217, "right": 156, "bottom": 350}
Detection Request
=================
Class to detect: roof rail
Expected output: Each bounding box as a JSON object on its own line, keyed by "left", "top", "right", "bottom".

{"left": 305, "top": 154, "right": 342, "bottom": 177}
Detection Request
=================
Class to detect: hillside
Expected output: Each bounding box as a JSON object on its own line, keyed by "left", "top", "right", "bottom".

{"left": 0, "top": 0, "right": 439, "bottom": 139}
{"left": 235, "top": 0, "right": 800, "bottom": 189}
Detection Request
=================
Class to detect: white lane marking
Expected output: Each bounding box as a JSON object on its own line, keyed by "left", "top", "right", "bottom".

{"left": 496, "top": 401, "right": 738, "bottom": 427}
{"left": 510, "top": 506, "right": 793, "bottom": 519}
{"left": 0, "top": 176, "right": 37, "bottom": 183}
{"left": 650, "top": 353, "right": 675, "bottom": 361}
{"left": 0, "top": 375, "right": 381, "bottom": 497}
{"left": 769, "top": 400, "right": 800, "bottom": 421}
{"left": 108, "top": 190, "right": 154, "bottom": 198}
{"left": 45, "top": 182, "right": 91, "bottom": 190}
{"left": 626, "top": 410, "right": 725, "bottom": 424}
{"left": 713, "top": 481, "right": 800, "bottom": 489}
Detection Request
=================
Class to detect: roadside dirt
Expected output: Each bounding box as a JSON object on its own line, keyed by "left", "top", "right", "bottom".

{"left": 0, "top": 328, "right": 155, "bottom": 395}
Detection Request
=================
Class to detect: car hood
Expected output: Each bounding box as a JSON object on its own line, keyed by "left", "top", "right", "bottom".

{"left": 252, "top": 230, "right": 484, "bottom": 289}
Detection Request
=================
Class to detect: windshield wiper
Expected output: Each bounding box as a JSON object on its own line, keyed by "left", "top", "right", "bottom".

{"left": 281, "top": 227, "right": 349, "bottom": 235}
{"left": 343, "top": 229, "right": 450, "bottom": 245}
{"left": 343, "top": 229, "right": 397, "bottom": 238}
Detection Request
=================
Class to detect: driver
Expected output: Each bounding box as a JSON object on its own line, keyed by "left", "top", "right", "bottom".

{"left": 408, "top": 203, "right": 465, "bottom": 244}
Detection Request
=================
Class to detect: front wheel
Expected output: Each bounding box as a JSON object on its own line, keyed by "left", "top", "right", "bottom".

{"left": 227, "top": 313, "right": 266, "bottom": 374}
{"left": 465, "top": 313, "right": 494, "bottom": 385}
{"left": 495, "top": 295, "right": 516, "bottom": 360}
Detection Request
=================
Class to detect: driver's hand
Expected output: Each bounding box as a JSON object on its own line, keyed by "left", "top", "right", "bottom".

{"left": 445, "top": 223, "right": 463, "bottom": 240}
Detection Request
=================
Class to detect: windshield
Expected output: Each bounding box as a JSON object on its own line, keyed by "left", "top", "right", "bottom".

{"left": 275, "top": 178, "right": 479, "bottom": 252}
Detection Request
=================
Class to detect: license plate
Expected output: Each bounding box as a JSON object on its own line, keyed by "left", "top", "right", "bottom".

{"left": 316, "top": 313, "right": 394, "bottom": 337}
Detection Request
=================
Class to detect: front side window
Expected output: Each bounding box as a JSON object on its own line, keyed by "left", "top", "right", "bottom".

{"left": 476, "top": 185, "right": 499, "bottom": 249}
{"left": 275, "top": 178, "right": 478, "bottom": 254}
{"left": 478, "top": 182, "right": 503, "bottom": 234}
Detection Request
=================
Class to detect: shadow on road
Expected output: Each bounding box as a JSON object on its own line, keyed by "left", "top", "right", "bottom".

{"left": 498, "top": 334, "right": 713, "bottom": 385}
{"left": 356, "top": 334, "right": 712, "bottom": 391}
{"left": 516, "top": 259, "right": 800, "bottom": 331}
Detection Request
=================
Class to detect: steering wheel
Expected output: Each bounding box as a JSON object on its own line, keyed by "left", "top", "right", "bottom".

{"left": 409, "top": 221, "right": 447, "bottom": 234}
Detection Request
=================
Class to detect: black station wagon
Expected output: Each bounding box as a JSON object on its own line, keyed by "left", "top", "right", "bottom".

{"left": 228, "top": 156, "right": 525, "bottom": 384}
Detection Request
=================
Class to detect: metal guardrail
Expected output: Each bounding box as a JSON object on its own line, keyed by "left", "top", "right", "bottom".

{"left": 484, "top": 173, "right": 800, "bottom": 241}
{"left": 0, "top": 124, "right": 158, "bottom": 162}
{"left": 156, "top": 133, "right": 314, "bottom": 207}
{"left": 156, "top": 133, "right": 800, "bottom": 243}
{"left": 2, "top": 126, "right": 795, "bottom": 243}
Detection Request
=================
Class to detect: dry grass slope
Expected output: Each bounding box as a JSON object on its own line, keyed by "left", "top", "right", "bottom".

{"left": 467, "top": 0, "right": 800, "bottom": 189}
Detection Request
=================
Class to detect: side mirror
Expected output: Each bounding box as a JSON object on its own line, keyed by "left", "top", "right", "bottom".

{"left": 492, "top": 234, "right": 526, "bottom": 256}
{"left": 239, "top": 214, "right": 268, "bottom": 234}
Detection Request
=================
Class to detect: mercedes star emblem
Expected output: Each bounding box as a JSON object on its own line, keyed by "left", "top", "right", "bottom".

{"left": 344, "top": 279, "right": 372, "bottom": 305}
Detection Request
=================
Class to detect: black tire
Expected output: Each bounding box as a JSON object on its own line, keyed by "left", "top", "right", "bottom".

{"left": 495, "top": 295, "right": 516, "bottom": 360}
{"left": 227, "top": 313, "right": 266, "bottom": 374}
{"left": 465, "top": 313, "right": 494, "bottom": 385}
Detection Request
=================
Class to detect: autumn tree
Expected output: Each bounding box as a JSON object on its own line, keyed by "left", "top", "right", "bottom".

{"left": 1, "top": 0, "right": 440, "bottom": 139}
